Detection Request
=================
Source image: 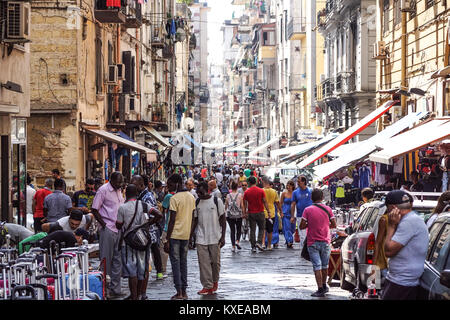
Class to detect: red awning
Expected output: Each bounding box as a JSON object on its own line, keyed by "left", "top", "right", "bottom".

{"left": 297, "top": 100, "right": 398, "bottom": 169}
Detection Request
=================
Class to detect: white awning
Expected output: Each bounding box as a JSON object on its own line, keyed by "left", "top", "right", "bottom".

{"left": 313, "top": 111, "right": 430, "bottom": 179}
{"left": 328, "top": 141, "right": 364, "bottom": 158}
{"left": 369, "top": 118, "right": 450, "bottom": 165}
{"left": 249, "top": 136, "right": 281, "bottom": 156}
{"left": 142, "top": 125, "right": 172, "bottom": 148}
{"left": 271, "top": 134, "right": 339, "bottom": 160}
{"left": 85, "top": 129, "right": 157, "bottom": 161}
{"left": 297, "top": 100, "right": 398, "bottom": 169}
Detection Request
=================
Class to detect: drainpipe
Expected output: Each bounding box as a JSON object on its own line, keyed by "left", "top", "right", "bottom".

{"left": 115, "top": 25, "right": 121, "bottom": 117}
{"left": 136, "top": 28, "right": 140, "bottom": 120}
{"left": 401, "top": 10, "right": 407, "bottom": 116}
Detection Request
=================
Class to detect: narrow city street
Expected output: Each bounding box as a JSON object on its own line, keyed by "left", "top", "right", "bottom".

{"left": 112, "top": 231, "right": 350, "bottom": 300}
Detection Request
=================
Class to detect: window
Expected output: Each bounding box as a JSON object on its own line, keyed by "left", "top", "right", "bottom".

{"left": 425, "top": 0, "right": 435, "bottom": 9}
{"left": 394, "top": 0, "right": 401, "bottom": 26}
{"left": 409, "top": 0, "right": 417, "bottom": 19}
{"left": 262, "top": 30, "right": 275, "bottom": 46}
{"left": 383, "top": 0, "right": 390, "bottom": 34}
{"left": 365, "top": 208, "right": 380, "bottom": 230}
{"left": 429, "top": 224, "right": 450, "bottom": 270}
{"left": 428, "top": 222, "right": 443, "bottom": 257}
{"left": 354, "top": 208, "right": 369, "bottom": 231}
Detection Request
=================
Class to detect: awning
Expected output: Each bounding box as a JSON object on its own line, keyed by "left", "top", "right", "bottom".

{"left": 271, "top": 133, "right": 339, "bottom": 160}
{"left": 85, "top": 129, "right": 157, "bottom": 161}
{"left": 142, "top": 125, "right": 172, "bottom": 148}
{"left": 313, "top": 111, "right": 430, "bottom": 179}
{"left": 369, "top": 118, "right": 450, "bottom": 165}
{"left": 297, "top": 100, "right": 398, "bottom": 169}
{"left": 249, "top": 136, "right": 281, "bottom": 156}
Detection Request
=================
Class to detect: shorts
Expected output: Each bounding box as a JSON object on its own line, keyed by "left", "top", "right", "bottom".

{"left": 121, "top": 244, "right": 150, "bottom": 280}
{"left": 265, "top": 218, "right": 274, "bottom": 233}
{"left": 307, "top": 241, "right": 331, "bottom": 271}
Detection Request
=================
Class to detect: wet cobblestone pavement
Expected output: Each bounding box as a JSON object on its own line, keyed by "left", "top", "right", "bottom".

{"left": 95, "top": 230, "right": 351, "bottom": 300}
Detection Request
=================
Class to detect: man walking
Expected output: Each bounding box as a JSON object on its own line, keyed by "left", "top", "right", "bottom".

{"left": 91, "top": 171, "right": 125, "bottom": 299}
{"left": 190, "top": 181, "right": 226, "bottom": 295}
{"left": 262, "top": 176, "right": 282, "bottom": 251}
{"left": 208, "top": 179, "right": 222, "bottom": 199}
{"left": 32, "top": 178, "right": 53, "bottom": 232}
{"left": 300, "top": 188, "right": 336, "bottom": 297}
{"left": 72, "top": 178, "right": 96, "bottom": 213}
{"left": 116, "top": 184, "right": 162, "bottom": 300}
{"left": 164, "top": 174, "right": 196, "bottom": 300}
{"left": 382, "top": 190, "right": 429, "bottom": 300}
{"left": 51, "top": 169, "right": 67, "bottom": 194}
{"left": 243, "top": 176, "right": 270, "bottom": 253}
{"left": 43, "top": 178, "right": 72, "bottom": 223}
{"left": 291, "top": 175, "right": 313, "bottom": 248}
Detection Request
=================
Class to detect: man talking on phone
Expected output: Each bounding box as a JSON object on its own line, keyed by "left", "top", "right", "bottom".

{"left": 382, "top": 190, "right": 429, "bottom": 300}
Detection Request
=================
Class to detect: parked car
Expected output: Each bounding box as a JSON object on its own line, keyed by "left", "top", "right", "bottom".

{"left": 418, "top": 212, "right": 450, "bottom": 300}
{"left": 339, "top": 199, "right": 438, "bottom": 292}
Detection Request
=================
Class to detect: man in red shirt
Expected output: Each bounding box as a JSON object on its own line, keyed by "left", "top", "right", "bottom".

{"left": 32, "top": 179, "right": 53, "bottom": 232}
{"left": 243, "top": 176, "right": 270, "bottom": 253}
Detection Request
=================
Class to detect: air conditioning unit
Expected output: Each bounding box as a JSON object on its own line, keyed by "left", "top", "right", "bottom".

{"left": 106, "top": 65, "right": 118, "bottom": 84}
{"left": 144, "top": 74, "right": 154, "bottom": 94}
{"left": 373, "top": 41, "right": 387, "bottom": 60}
{"left": 6, "top": 1, "right": 30, "bottom": 40}
{"left": 116, "top": 64, "right": 125, "bottom": 80}
{"left": 400, "top": 0, "right": 415, "bottom": 12}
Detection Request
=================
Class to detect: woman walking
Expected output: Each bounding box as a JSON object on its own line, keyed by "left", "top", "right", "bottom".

{"left": 280, "top": 180, "right": 296, "bottom": 248}
{"left": 225, "top": 181, "right": 244, "bottom": 252}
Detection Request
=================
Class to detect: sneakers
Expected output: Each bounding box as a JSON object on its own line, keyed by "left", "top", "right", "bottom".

{"left": 311, "top": 288, "right": 325, "bottom": 297}
{"left": 251, "top": 247, "right": 257, "bottom": 253}
{"left": 323, "top": 285, "right": 329, "bottom": 293}
{"left": 236, "top": 243, "right": 242, "bottom": 250}
{"left": 212, "top": 282, "right": 218, "bottom": 293}
{"left": 231, "top": 246, "right": 236, "bottom": 252}
{"left": 157, "top": 273, "right": 166, "bottom": 280}
{"left": 197, "top": 288, "right": 214, "bottom": 295}
{"left": 256, "top": 243, "right": 265, "bottom": 251}
{"left": 267, "top": 245, "right": 273, "bottom": 251}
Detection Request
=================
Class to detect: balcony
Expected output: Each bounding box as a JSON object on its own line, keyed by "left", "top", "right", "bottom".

{"left": 149, "top": 103, "right": 169, "bottom": 132}
{"left": 322, "top": 78, "right": 334, "bottom": 99}
{"left": 123, "top": 3, "right": 142, "bottom": 28}
{"left": 258, "top": 45, "right": 276, "bottom": 62}
{"left": 150, "top": 26, "right": 165, "bottom": 48}
{"left": 94, "top": 0, "right": 126, "bottom": 24}
{"left": 334, "top": 72, "right": 356, "bottom": 95}
{"left": 289, "top": 74, "right": 306, "bottom": 92}
{"left": 288, "top": 17, "right": 306, "bottom": 41}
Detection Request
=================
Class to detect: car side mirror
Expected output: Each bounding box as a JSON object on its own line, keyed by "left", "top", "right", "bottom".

{"left": 440, "top": 270, "right": 450, "bottom": 288}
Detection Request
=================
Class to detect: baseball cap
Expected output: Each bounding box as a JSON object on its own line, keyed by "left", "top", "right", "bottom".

{"left": 384, "top": 190, "right": 413, "bottom": 205}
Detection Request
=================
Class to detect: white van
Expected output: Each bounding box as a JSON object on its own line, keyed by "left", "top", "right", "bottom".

{"left": 264, "top": 165, "right": 302, "bottom": 189}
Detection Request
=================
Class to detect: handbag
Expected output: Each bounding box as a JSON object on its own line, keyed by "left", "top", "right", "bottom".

{"left": 301, "top": 204, "right": 332, "bottom": 262}
{"left": 121, "top": 201, "right": 153, "bottom": 251}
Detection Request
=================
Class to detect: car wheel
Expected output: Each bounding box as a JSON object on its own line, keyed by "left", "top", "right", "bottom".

{"left": 340, "top": 261, "right": 355, "bottom": 291}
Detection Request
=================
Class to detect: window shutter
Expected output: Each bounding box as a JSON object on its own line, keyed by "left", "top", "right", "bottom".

{"left": 122, "top": 51, "right": 132, "bottom": 93}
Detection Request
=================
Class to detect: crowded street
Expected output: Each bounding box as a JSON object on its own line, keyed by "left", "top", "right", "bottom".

{"left": 1, "top": 0, "right": 450, "bottom": 308}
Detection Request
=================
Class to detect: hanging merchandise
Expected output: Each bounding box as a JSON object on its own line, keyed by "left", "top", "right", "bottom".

{"left": 359, "top": 163, "right": 371, "bottom": 189}
{"left": 352, "top": 169, "right": 360, "bottom": 188}
{"left": 107, "top": 0, "right": 121, "bottom": 7}
{"left": 393, "top": 157, "right": 403, "bottom": 174}
{"left": 335, "top": 180, "right": 346, "bottom": 205}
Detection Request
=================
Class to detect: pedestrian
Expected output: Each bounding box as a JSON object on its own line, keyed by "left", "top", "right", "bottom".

{"left": 91, "top": 171, "right": 126, "bottom": 299}
{"left": 280, "top": 180, "right": 296, "bottom": 248}
{"left": 190, "top": 181, "right": 226, "bottom": 295}
{"left": 159, "top": 179, "right": 176, "bottom": 277}
{"left": 299, "top": 188, "right": 336, "bottom": 297}
{"left": 214, "top": 168, "right": 224, "bottom": 188}
{"left": 32, "top": 178, "right": 53, "bottom": 232}
{"left": 382, "top": 190, "right": 429, "bottom": 300}
{"left": 51, "top": 169, "right": 67, "bottom": 194}
{"left": 43, "top": 178, "right": 72, "bottom": 223}
{"left": 225, "top": 181, "right": 244, "bottom": 252}
{"left": 131, "top": 175, "right": 165, "bottom": 282}
{"left": 410, "top": 171, "right": 424, "bottom": 192}
{"left": 291, "top": 175, "right": 313, "bottom": 249}
{"left": 208, "top": 179, "right": 222, "bottom": 199}
{"left": 186, "top": 178, "right": 198, "bottom": 199}
{"left": 116, "top": 184, "right": 162, "bottom": 300}
{"left": 72, "top": 178, "right": 96, "bottom": 213}
{"left": 41, "top": 209, "right": 94, "bottom": 233}
{"left": 26, "top": 173, "right": 36, "bottom": 224}
{"left": 238, "top": 180, "right": 248, "bottom": 195}
{"left": 163, "top": 174, "right": 196, "bottom": 300}
{"left": 243, "top": 176, "right": 271, "bottom": 253}
{"left": 238, "top": 170, "right": 247, "bottom": 184}
{"left": 154, "top": 180, "right": 165, "bottom": 203}
{"left": 262, "top": 176, "right": 282, "bottom": 251}
{"left": 426, "top": 191, "right": 450, "bottom": 228}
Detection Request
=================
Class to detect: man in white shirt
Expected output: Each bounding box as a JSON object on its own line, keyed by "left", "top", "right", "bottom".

{"left": 26, "top": 174, "right": 36, "bottom": 224}
{"left": 214, "top": 169, "right": 224, "bottom": 187}
{"left": 41, "top": 209, "right": 94, "bottom": 233}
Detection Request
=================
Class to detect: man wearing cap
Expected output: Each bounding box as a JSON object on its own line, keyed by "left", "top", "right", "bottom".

{"left": 41, "top": 209, "right": 94, "bottom": 233}
{"left": 382, "top": 190, "right": 429, "bottom": 300}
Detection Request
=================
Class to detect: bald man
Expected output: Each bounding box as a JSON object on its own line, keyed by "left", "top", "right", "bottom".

{"left": 208, "top": 180, "right": 222, "bottom": 199}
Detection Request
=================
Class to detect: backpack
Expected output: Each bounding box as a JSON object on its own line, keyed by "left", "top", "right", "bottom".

{"left": 227, "top": 193, "right": 242, "bottom": 219}
{"left": 120, "top": 201, "right": 154, "bottom": 251}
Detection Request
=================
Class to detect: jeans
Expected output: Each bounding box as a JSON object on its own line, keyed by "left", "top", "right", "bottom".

{"left": 442, "top": 171, "right": 448, "bottom": 192}
{"left": 169, "top": 238, "right": 189, "bottom": 291}
{"left": 226, "top": 217, "right": 242, "bottom": 247}
{"left": 307, "top": 241, "right": 331, "bottom": 271}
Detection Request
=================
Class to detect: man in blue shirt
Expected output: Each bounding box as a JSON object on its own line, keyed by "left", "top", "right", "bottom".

{"left": 291, "top": 175, "right": 312, "bottom": 249}
{"left": 382, "top": 190, "right": 429, "bottom": 300}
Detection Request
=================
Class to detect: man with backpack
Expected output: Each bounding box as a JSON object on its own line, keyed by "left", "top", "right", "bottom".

{"left": 116, "top": 184, "right": 162, "bottom": 300}
{"left": 190, "top": 181, "right": 226, "bottom": 295}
